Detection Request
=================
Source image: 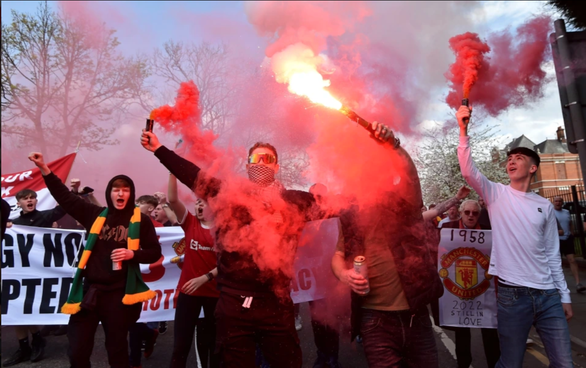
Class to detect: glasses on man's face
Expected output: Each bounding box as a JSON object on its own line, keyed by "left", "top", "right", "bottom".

{"left": 248, "top": 153, "right": 276, "bottom": 164}
{"left": 464, "top": 210, "right": 479, "bottom": 217}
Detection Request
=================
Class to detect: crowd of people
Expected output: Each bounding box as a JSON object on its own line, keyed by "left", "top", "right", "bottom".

{"left": 0, "top": 105, "right": 583, "bottom": 368}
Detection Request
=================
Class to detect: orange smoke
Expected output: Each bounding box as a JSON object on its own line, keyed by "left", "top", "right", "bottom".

{"left": 446, "top": 32, "right": 490, "bottom": 99}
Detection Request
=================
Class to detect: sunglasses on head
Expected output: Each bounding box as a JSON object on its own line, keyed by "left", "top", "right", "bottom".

{"left": 464, "top": 210, "right": 479, "bottom": 216}
{"left": 248, "top": 153, "right": 276, "bottom": 164}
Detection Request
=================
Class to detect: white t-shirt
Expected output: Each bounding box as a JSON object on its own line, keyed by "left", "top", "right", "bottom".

{"left": 458, "top": 136, "right": 570, "bottom": 303}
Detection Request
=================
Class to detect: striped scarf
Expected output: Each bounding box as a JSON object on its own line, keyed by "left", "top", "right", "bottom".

{"left": 61, "top": 207, "right": 156, "bottom": 314}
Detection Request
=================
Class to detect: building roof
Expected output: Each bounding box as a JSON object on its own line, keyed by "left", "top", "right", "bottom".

{"left": 503, "top": 135, "right": 537, "bottom": 153}
{"left": 534, "top": 139, "right": 570, "bottom": 154}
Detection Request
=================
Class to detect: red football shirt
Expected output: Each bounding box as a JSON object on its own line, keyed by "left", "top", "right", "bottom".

{"left": 178, "top": 212, "right": 219, "bottom": 298}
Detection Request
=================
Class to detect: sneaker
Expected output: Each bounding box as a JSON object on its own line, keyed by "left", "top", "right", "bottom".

{"left": 158, "top": 321, "right": 168, "bottom": 335}
{"left": 3, "top": 347, "right": 31, "bottom": 367}
{"left": 30, "top": 335, "right": 46, "bottom": 362}
{"left": 144, "top": 329, "right": 159, "bottom": 358}
{"left": 577, "top": 283, "right": 586, "bottom": 293}
{"left": 295, "top": 315, "right": 302, "bottom": 331}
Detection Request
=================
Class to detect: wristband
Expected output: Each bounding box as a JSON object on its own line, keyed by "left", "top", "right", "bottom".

{"left": 206, "top": 272, "right": 214, "bottom": 281}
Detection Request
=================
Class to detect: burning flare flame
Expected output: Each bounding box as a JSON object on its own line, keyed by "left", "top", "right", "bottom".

{"left": 271, "top": 43, "right": 342, "bottom": 111}
{"left": 288, "top": 70, "right": 342, "bottom": 110}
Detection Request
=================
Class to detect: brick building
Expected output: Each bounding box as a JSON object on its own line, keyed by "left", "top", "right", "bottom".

{"left": 502, "top": 127, "right": 583, "bottom": 196}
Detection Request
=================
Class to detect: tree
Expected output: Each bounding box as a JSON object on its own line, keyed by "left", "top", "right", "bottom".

{"left": 547, "top": 1, "right": 586, "bottom": 30}
{"left": 1, "top": 2, "right": 148, "bottom": 157}
{"left": 145, "top": 41, "right": 237, "bottom": 138}
{"left": 414, "top": 119, "right": 510, "bottom": 205}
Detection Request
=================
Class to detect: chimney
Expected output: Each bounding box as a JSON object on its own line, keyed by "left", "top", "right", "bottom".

{"left": 556, "top": 126, "right": 566, "bottom": 143}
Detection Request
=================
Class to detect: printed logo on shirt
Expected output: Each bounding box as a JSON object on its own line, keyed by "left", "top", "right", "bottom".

{"left": 190, "top": 239, "right": 213, "bottom": 251}
{"left": 537, "top": 208, "right": 542, "bottom": 213}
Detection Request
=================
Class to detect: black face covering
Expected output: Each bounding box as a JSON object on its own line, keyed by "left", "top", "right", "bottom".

{"left": 247, "top": 165, "right": 276, "bottom": 187}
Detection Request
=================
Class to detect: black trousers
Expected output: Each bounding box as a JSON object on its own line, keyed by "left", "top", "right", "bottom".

{"left": 454, "top": 327, "right": 500, "bottom": 368}
{"left": 215, "top": 291, "right": 301, "bottom": 368}
{"left": 67, "top": 288, "right": 142, "bottom": 368}
{"left": 129, "top": 322, "right": 156, "bottom": 366}
{"left": 170, "top": 292, "right": 219, "bottom": 368}
{"left": 309, "top": 299, "right": 340, "bottom": 359}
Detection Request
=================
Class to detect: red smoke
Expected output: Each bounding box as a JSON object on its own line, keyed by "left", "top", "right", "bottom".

{"left": 446, "top": 15, "right": 552, "bottom": 116}
{"left": 150, "top": 81, "right": 219, "bottom": 166}
{"left": 245, "top": 2, "right": 371, "bottom": 58}
{"left": 445, "top": 32, "right": 490, "bottom": 100}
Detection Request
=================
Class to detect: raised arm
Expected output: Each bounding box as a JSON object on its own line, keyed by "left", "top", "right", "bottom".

{"left": 166, "top": 174, "right": 187, "bottom": 224}
{"left": 141, "top": 130, "right": 220, "bottom": 199}
{"left": 28, "top": 152, "right": 101, "bottom": 228}
{"left": 456, "top": 106, "right": 500, "bottom": 203}
{"left": 423, "top": 185, "right": 470, "bottom": 221}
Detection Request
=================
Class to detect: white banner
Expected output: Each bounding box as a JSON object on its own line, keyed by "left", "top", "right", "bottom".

{"left": 1, "top": 219, "right": 340, "bottom": 325}
{"left": 438, "top": 228, "right": 497, "bottom": 329}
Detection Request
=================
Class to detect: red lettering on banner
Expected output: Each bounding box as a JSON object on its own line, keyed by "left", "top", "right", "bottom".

{"left": 163, "top": 289, "right": 174, "bottom": 309}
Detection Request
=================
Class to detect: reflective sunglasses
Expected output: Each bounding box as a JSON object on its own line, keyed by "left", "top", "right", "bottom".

{"left": 463, "top": 210, "right": 479, "bottom": 216}
{"left": 248, "top": 153, "right": 277, "bottom": 164}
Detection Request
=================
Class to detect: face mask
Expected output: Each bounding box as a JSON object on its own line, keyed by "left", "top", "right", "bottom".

{"left": 248, "top": 165, "right": 275, "bottom": 187}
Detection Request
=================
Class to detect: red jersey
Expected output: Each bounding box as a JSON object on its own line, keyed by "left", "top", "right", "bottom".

{"left": 150, "top": 217, "right": 164, "bottom": 227}
{"left": 179, "top": 212, "right": 219, "bottom": 298}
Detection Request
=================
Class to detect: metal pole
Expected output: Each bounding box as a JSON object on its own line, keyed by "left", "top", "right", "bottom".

{"left": 554, "top": 19, "right": 586, "bottom": 186}
{"left": 571, "top": 185, "right": 586, "bottom": 257}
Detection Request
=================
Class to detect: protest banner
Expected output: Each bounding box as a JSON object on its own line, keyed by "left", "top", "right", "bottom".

{"left": 1, "top": 218, "right": 340, "bottom": 325}
{"left": 437, "top": 228, "right": 497, "bottom": 328}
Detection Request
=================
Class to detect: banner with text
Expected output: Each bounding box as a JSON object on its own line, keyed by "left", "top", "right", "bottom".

{"left": 1, "top": 153, "right": 77, "bottom": 220}
{"left": 438, "top": 228, "right": 497, "bottom": 329}
{"left": 1, "top": 218, "right": 340, "bottom": 325}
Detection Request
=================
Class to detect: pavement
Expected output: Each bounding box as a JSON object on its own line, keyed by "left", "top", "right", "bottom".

{"left": 5, "top": 259, "right": 586, "bottom": 367}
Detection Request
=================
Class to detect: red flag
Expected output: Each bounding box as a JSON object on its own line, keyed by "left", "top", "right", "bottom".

{"left": 2, "top": 153, "right": 77, "bottom": 219}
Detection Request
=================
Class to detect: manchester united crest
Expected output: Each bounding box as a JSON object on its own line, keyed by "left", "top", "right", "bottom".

{"left": 170, "top": 237, "right": 186, "bottom": 269}
{"left": 439, "top": 247, "right": 492, "bottom": 300}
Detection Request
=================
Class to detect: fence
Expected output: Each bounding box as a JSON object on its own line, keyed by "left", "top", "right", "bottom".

{"left": 541, "top": 185, "right": 586, "bottom": 257}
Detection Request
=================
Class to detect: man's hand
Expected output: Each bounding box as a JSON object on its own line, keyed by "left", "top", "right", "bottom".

{"left": 6, "top": 221, "right": 12, "bottom": 229}
{"left": 457, "top": 105, "right": 472, "bottom": 136}
{"left": 456, "top": 185, "right": 471, "bottom": 200}
{"left": 182, "top": 275, "right": 207, "bottom": 295}
{"left": 141, "top": 130, "right": 162, "bottom": 152}
{"left": 371, "top": 121, "right": 398, "bottom": 146}
{"left": 70, "top": 179, "right": 81, "bottom": 193}
{"left": 153, "top": 192, "right": 167, "bottom": 204}
{"left": 28, "top": 152, "right": 52, "bottom": 176}
{"left": 340, "top": 268, "right": 370, "bottom": 295}
{"left": 563, "top": 303, "right": 573, "bottom": 321}
{"left": 111, "top": 248, "right": 134, "bottom": 262}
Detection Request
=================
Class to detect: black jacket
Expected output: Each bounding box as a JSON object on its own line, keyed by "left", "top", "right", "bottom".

{"left": 154, "top": 145, "right": 315, "bottom": 298}
{"left": 12, "top": 206, "right": 67, "bottom": 228}
{"left": 44, "top": 172, "right": 161, "bottom": 291}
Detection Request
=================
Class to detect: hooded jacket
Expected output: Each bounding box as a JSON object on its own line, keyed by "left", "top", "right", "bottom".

{"left": 44, "top": 173, "right": 161, "bottom": 291}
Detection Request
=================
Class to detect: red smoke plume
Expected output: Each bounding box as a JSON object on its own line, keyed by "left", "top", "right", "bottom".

{"left": 445, "top": 32, "right": 491, "bottom": 100}
{"left": 150, "top": 81, "right": 219, "bottom": 166}
{"left": 446, "top": 15, "right": 552, "bottom": 116}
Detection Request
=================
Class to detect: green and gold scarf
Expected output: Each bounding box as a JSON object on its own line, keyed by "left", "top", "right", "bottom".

{"left": 61, "top": 207, "right": 156, "bottom": 314}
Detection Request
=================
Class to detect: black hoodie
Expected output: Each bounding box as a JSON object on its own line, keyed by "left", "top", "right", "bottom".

{"left": 43, "top": 173, "right": 161, "bottom": 291}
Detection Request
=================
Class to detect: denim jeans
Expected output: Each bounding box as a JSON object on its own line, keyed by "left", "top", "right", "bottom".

{"left": 360, "top": 308, "right": 438, "bottom": 368}
{"left": 496, "top": 284, "right": 572, "bottom": 368}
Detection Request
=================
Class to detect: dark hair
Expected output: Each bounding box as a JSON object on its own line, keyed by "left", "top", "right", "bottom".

{"left": 507, "top": 147, "right": 540, "bottom": 168}
{"left": 136, "top": 195, "right": 159, "bottom": 208}
{"left": 111, "top": 178, "right": 131, "bottom": 188}
{"left": 16, "top": 189, "right": 37, "bottom": 201}
{"left": 248, "top": 142, "right": 278, "bottom": 163}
